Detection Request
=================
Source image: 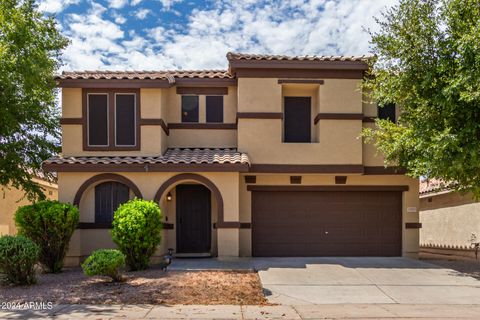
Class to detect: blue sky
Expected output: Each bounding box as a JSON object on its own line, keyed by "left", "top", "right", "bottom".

{"left": 38, "top": 0, "right": 397, "bottom": 71}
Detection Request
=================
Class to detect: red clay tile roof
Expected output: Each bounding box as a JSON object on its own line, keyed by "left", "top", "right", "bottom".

{"left": 43, "top": 148, "right": 250, "bottom": 166}
{"left": 56, "top": 70, "right": 233, "bottom": 80}
{"left": 419, "top": 178, "right": 453, "bottom": 195}
{"left": 226, "top": 52, "right": 372, "bottom": 62}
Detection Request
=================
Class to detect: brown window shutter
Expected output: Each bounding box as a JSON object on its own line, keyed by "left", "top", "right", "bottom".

{"left": 88, "top": 94, "right": 108, "bottom": 146}
{"left": 206, "top": 96, "right": 224, "bottom": 123}
{"left": 115, "top": 94, "right": 136, "bottom": 146}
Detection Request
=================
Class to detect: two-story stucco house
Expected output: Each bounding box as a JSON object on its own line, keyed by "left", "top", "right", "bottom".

{"left": 43, "top": 53, "right": 420, "bottom": 265}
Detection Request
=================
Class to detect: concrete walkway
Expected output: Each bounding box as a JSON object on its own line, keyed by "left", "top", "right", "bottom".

{"left": 2, "top": 303, "right": 480, "bottom": 319}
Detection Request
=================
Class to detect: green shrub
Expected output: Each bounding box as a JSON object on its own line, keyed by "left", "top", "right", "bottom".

{"left": 15, "top": 200, "right": 79, "bottom": 273}
{"left": 82, "top": 249, "right": 125, "bottom": 282}
{"left": 0, "top": 235, "right": 39, "bottom": 285}
{"left": 111, "top": 199, "right": 162, "bottom": 271}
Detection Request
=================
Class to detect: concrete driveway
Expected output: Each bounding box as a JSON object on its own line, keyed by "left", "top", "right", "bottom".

{"left": 252, "top": 257, "right": 480, "bottom": 305}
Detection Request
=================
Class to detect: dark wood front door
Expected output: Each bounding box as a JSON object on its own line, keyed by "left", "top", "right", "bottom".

{"left": 252, "top": 191, "right": 402, "bottom": 257}
{"left": 284, "top": 97, "right": 311, "bottom": 143}
{"left": 176, "top": 184, "right": 211, "bottom": 253}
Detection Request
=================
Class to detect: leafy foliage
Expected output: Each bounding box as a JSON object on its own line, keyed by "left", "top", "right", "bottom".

{"left": 0, "top": 0, "right": 68, "bottom": 201}
{"left": 0, "top": 235, "right": 39, "bottom": 285}
{"left": 15, "top": 200, "right": 79, "bottom": 273}
{"left": 82, "top": 249, "right": 126, "bottom": 282}
{"left": 111, "top": 199, "right": 162, "bottom": 271}
{"left": 363, "top": 0, "right": 480, "bottom": 195}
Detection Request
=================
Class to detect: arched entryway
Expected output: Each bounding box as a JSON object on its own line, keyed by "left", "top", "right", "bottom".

{"left": 154, "top": 173, "right": 222, "bottom": 256}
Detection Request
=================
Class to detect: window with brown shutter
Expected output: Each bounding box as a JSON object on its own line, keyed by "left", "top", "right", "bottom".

{"left": 95, "top": 181, "right": 130, "bottom": 225}
{"left": 284, "top": 97, "right": 311, "bottom": 143}
{"left": 87, "top": 94, "right": 108, "bottom": 146}
{"left": 115, "top": 94, "right": 136, "bottom": 146}
{"left": 378, "top": 103, "right": 396, "bottom": 123}
{"left": 83, "top": 89, "right": 139, "bottom": 151}
{"left": 206, "top": 96, "right": 223, "bottom": 123}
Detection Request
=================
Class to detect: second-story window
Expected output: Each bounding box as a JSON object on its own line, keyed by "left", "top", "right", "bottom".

{"left": 115, "top": 94, "right": 136, "bottom": 146}
{"left": 87, "top": 93, "right": 109, "bottom": 146}
{"left": 206, "top": 96, "right": 223, "bottom": 123}
{"left": 284, "top": 97, "right": 311, "bottom": 143}
{"left": 378, "top": 103, "right": 396, "bottom": 123}
{"left": 85, "top": 89, "right": 139, "bottom": 150}
{"left": 181, "top": 95, "right": 199, "bottom": 122}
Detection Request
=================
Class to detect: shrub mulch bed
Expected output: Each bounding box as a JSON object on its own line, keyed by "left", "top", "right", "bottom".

{"left": 0, "top": 267, "right": 268, "bottom": 305}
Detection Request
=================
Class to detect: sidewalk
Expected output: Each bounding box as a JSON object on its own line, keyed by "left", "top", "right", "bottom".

{"left": 2, "top": 304, "right": 480, "bottom": 319}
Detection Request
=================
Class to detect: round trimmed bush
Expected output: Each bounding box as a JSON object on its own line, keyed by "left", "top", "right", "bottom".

{"left": 111, "top": 199, "right": 162, "bottom": 271}
{"left": 82, "top": 249, "right": 125, "bottom": 282}
{"left": 15, "top": 200, "right": 79, "bottom": 273}
{"left": 0, "top": 235, "right": 39, "bottom": 285}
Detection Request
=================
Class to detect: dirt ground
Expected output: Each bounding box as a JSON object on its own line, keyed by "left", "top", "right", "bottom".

{"left": 421, "top": 258, "right": 480, "bottom": 280}
{"left": 0, "top": 267, "right": 268, "bottom": 305}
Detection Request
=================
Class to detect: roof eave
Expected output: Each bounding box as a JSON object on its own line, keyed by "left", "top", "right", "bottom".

{"left": 228, "top": 59, "right": 370, "bottom": 72}
{"left": 42, "top": 162, "right": 250, "bottom": 173}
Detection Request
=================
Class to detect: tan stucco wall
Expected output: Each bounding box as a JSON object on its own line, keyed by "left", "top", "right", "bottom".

{"left": 59, "top": 171, "right": 418, "bottom": 264}
{"left": 320, "top": 79, "right": 362, "bottom": 113}
{"left": 238, "top": 119, "right": 362, "bottom": 164}
{"left": 61, "top": 86, "right": 238, "bottom": 156}
{"left": 237, "top": 78, "right": 369, "bottom": 165}
{"left": 167, "top": 130, "right": 237, "bottom": 148}
{"left": 58, "top": 171, "right": 240, "bottom": 263}
{"left": 0, "top": 178, "right": 58, "bottom": 235}
{"left": 420, "top": 192, "right": 480, "bottom": 249}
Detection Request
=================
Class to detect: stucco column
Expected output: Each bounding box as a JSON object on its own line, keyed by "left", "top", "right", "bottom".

{"left": 216, "top": 173, "right": 240, "bottom": 257}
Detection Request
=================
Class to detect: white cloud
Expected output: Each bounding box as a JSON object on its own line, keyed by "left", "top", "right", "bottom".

{"left": 112, "top": 11, "right": 127, "bottom": 24}
{"left": 107, "top": 0, "right": 128, "bottom": 9}
{"left": 134, "top": 8, "right": 151, "bottom": 20}
{"left": 131, "top": 0, "right": 143, "bottom": 5}
{"left": 159, "top": 0, "right": 183, "bottom": 10}
{"left": 38, "top": 0, "right": 79, "bottom": 13}
{"left": 60, "top": 0, "right": 398, "bottom": 71}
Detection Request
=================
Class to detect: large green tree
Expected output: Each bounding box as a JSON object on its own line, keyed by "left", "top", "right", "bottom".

{"left": 363, "top": 0, "right": 480, "bottom": 195}
{"left": 0, "top": 0, "right": 68, "bottom": 200}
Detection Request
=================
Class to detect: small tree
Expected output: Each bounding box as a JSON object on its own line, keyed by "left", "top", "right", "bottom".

{"left": 15, "top": 200, "right": 79, "bottom": 273}
{"left": 0, "top": 235, "right": 39, "bottom": 285}
{"left": 82, "top": 249, "right": 125, "bottom": 282}
{"left": 0, "top": 0, "right": 69, "bottom": 201}
{"left": 363, "top": 0, "right": 480, "bottom": 196}
{"left": 111, "top": 199, "right": 162, "bottom": 271}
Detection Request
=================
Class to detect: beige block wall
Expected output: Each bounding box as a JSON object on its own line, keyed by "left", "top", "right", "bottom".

{"left": 0, "top": 178, "right": 58, "bottom": 235}
{"left": 420, "top": 192, "right": 480, "bottom": 249}
{"left": 238, "top": 173, "right": 419, "bottom": 257}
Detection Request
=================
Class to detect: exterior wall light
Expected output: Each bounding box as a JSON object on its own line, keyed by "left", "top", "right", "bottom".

{"left": 166, "top": 192, "right": 172, "bottom": 201}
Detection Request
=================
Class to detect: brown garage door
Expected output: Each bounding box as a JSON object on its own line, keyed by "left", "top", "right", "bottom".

{"left": 252, "top": 190, "right": 402, "bottom": 257}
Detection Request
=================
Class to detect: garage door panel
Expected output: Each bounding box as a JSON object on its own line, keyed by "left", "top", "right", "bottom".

{"left": 252, "top": 190, "right": 402, "bottom": 257}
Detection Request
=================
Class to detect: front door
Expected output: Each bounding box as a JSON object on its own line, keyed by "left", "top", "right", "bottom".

{"left": 176, "top": 184, "right": 212, "bottom": 253}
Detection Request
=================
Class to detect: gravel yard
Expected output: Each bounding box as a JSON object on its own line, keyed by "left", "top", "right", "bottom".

{"left": 421, "top": 258, "right": 480, "bottom": 280}
{"left": 0, "top": 267, "right": 268, "bottom": 305}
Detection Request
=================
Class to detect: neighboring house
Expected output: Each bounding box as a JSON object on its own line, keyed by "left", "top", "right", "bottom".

{"left": 420, "top": 178, "right": 480, "bottom": 260}
{"left": 0, "top": 171, "right": 58, "bottom": 235}
{"left": 43, "top": 52, "right": 420, "bottom": 266}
